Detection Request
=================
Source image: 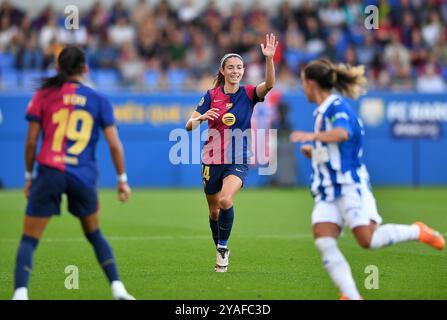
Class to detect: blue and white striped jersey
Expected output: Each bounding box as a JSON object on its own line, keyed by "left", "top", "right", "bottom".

{"left": 310, "top": 94, "right": 369, "bottom": 201}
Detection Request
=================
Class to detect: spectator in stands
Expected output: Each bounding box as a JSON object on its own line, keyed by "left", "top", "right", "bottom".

{"left": 38, "top": 13, "right": 59, "bottom": 51}
{"left": 319, "top": 0, "right": 345, "bottom": 30}
{"left": 131, "top": 0, "right": 152, "bottom": 27}
{"left": 0, "top": 0, "right": 23, "bottom": 26}
{"left": 384, "top": 33, "right": 411, "bottom": 71}
{"left": 186, "top": 28, "right": 215, "bottom": 79}
{"left": 178, "top": 0, "right": 200, "bottom": 23}
{"left": 108, "top": 15, "right": 135, "bottom": 48}
{"left": 356, "top": 32, "right": 378, "bottom": 66}
{"left": 15, "top": 31, "right": 44, "bottom": 70}
{"left": 422, "top": 10, "right": 443, "bottom": 47}
{"left": 118, "top": 41, "right": 145, "bottom": 88}
{"left": 0, "top": 14, "right": 16, "bottom": 52}
{"left": 416, "top": 61, "right": 446, "bottom": 92}
{"left": 110, "top": 0, "right": 130, "bottom": 25}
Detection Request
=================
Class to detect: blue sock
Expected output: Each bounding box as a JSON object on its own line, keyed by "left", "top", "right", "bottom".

{"left": 14, "top": 235, "right": 39, "bottom": 289}
{"left": 218, "top": 207, "right": 234, "bottom": 247}
{"left": 209, "top": 217, "right": 219, "bottom": 246}
{"left": 86, "top": 229, "right": 120, "bottom": 283}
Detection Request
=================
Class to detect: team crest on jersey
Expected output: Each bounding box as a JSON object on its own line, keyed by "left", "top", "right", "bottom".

{"left": 222, "top": 113, "right": 236, "bottom": 126}
{"left": 226, "top": 103, "right": 233, "bottom": 109}
{"left": 199, "top": 97, "right": 205, "bottom": 106}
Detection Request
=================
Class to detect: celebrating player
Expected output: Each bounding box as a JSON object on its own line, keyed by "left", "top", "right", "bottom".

{"left": 12, "top": 46, "right": 134, "bottom": 300}
{"left": 290, "top": 58, "right": 445, "bottom": 300}
{"left": 185, "top": 34, "right": 278, "bottom": 272}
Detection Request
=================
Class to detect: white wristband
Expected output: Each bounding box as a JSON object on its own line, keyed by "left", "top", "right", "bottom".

{"left": 117, "top": 173, "right": 128, "bottom": 183}
{"left": 25, "top": 171, "right": 33, "bottom": 180}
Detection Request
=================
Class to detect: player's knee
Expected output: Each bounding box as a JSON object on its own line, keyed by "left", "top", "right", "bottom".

{"left": 209, "top": 208, "right": 219, "bottom": 221}
{"left": 218, "top": 196, "right": 233, "bottom": 210}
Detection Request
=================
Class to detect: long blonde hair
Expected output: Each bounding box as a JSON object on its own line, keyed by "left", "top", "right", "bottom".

{"left": 213, "top": 53, "right": 244, "bottom": 89}
{"left": 303, "top": 59, "right": 367, "bottom": 99}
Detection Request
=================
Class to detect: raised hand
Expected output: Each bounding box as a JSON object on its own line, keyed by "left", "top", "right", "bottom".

{"left": 260, "top": 33, "right": 279, "bottom": 58}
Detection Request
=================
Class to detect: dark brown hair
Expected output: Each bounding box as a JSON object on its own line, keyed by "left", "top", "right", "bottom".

{"left": 40, "top": 46, "right": 86, "bottom": 89}
{"left": 303, "top": 59, "right": 367, "bottom": 99}
{"left": 213, "top": 53, "right": 244, "bottom": 89}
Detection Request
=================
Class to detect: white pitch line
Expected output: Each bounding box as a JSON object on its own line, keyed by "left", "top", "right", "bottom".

{"left": 0, "top": 233, "right": 313, "bottom": 243}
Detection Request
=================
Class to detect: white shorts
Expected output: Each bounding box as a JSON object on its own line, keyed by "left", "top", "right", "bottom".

{"left": 311, "top": 181, "right": 383, "bottom": 230}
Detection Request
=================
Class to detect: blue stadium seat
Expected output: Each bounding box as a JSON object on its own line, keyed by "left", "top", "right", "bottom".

{"left": 167, "top": 68, "right": 187, "bottom": 91}
{"left": 0, "top": 52, "right": 15, "bottom": 69}
{"left": 20, "top": 70, "right": 44, "bottom": 91}
{"left": 90, "top": 69, "right": 120, "bottom": 89}
{"left": 144, "top": 69, "right": 160, "bottom": 89}
{"left": 0, "top": 69, "right": 19, "bottom": 90}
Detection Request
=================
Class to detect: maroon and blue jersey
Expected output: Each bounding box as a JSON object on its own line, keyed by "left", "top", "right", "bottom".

{"left": 195, "top": 85, "right": 264, "bottom": 164}
{"left": 25, "top": 81, "right": 115, "bottom": 187}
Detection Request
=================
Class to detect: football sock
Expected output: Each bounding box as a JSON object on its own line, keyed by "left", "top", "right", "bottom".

{"left": 86, "top": 229, "right": 120, "bottom": 283}
{"left": 218, "top": 206, "right": 234, "bottom": 247}
{"left": 315, "top": 237, "right": 362, "bottom": 300}
{"left": 14, "top": 234, "right": 39, "bottom": 289}
{"left": 209, "top": 217, "right": 219, "bottom": 246}
{"left": 370, "top": 224, "right": 419, "bottom": 249}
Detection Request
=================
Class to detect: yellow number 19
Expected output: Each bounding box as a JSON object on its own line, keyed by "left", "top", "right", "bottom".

{"left": 52, "top": 108, "right": 94, "bottom": 155}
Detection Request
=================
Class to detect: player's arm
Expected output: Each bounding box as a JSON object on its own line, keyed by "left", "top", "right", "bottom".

{"left": 256, "top": 33, "right": 279, "bottom": 100}
{"left": 290, "top": 128, "right": 349, "bottom": 143}
{"left": 24, "top": 121, "right": 40, "bottom": 198}
{"left": 103, "top": 125, "right": 131, "bottom": 202}
{"left": 186, "top": 109, "right": 220, "bottom": 131}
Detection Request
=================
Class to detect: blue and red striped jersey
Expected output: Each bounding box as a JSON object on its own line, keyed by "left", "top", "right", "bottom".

{"left": 196, "top": 85, "right": 264, "bottom": 164}
{"left": 25, "top": 81, "right": 115, "bottom": 187}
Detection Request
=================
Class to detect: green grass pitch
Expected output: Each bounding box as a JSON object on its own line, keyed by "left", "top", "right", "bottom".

{"left": 0, "top": 187, "right": 446, "bottom": 300}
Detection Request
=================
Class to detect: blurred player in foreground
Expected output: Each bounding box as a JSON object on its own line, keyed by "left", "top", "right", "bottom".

{"left": 290, "top": 58, "right": 445, "bottom": 300}
{"left": 186, "top": 34, "right": 278, "bottom": 272}
{"left": 13, "top": 46, "right": 134, "bottom": 300}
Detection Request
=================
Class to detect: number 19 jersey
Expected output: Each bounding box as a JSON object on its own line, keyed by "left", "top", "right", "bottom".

{"left": 25, "top": 81, "right": 115, "bottom": 187}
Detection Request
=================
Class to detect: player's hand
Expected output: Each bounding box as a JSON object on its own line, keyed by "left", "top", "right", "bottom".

{"left": 24, "top": 180, "right": 32, "bottom": 199}
{"left": 260, "top": 33, "right": 278, "bottom": 58}
{"left": 117, "top": 182, "right": 131, "bottom": 202}
{"left": 300, "top": 145, "right": 313, "bottom": 159}
{"left": 198, "top": 108, "right": 220, "bottom": 122}
{"left": 290, "top": 131, "right": 316, "bottom": 143}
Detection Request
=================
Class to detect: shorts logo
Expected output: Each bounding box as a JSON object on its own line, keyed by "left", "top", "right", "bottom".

{"left": 226, "top": 103, "right": 233, "bottom": 109}
{"left": 235, "top": 168, "right": 243, "bottom": 172}
{"left": 222, "top": 113, "right": 236, "bottom": 126}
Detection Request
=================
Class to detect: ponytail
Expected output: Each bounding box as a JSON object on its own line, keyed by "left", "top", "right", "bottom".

{"left": 40, "top": 45, "right": 86, "bottom": 89}
{"left": 303, "top": 59, "right": 367, "bottom": 99}
{"left": 213, "top": 72, "right": 225, "bottom": 89}
{"left": 39, "top": 71, "right": 69, "bottom": 89}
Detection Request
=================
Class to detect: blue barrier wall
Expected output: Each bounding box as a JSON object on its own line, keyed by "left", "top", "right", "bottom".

{"left": 0, "top": 91, "right": 446, "bottom": 188}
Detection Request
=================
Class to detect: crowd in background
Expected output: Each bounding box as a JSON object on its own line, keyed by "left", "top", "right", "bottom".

{"left": 1, "top": 0, "right": 447, "bottom": 92}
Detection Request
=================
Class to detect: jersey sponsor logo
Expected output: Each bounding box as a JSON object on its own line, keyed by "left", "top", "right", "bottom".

{"left": 222, "top": 113, "right": 236, "bottom": 126}
{"left": 199, "top": 97, "right": 205, "bottom": 106}
{"left": 213, "top": 99, "right": 224, "bottom": 103}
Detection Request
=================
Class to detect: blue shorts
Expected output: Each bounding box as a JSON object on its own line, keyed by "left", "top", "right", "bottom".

{"left": 26, "top": 165, "right": 98, "bottom": 218}
{"left": 201, "top": 164, "right": 249, "bottom": 195}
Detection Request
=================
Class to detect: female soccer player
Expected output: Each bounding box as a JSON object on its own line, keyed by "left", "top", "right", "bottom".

{"left": 185, "top": 34, "right": 278, "bottom": 272}
{"left": 12, "top": 46, "right": 135, "bottom": 300}
{"left": 290, "top": 59, "right": 445, "bottom": 300}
